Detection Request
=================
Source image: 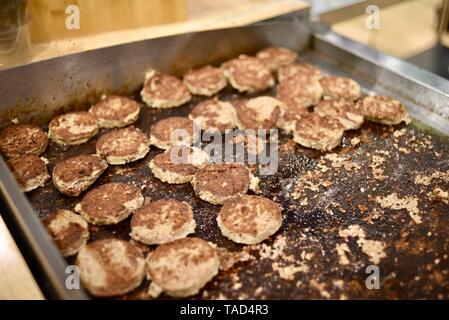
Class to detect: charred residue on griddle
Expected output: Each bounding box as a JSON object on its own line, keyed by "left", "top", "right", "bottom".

{"left": 24, "top": 80, "right": 449, "bottom": 300}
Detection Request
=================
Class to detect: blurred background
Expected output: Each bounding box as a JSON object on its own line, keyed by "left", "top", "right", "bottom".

{"left": 0, "top": 0, "right": 448, "bottom": 76}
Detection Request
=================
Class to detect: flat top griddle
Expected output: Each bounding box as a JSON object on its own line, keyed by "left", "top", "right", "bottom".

{"left": 1, "top": 21, "right": 449, "bottom": 300}
{"left": 26, "top": 78, "right": 449, "bottom": 299}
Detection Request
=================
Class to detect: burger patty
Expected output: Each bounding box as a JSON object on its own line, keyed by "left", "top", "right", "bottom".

{"left": 43, "top": 209, "right": 89, "bottom": 257}
{"left": 277, "top": 76, "right": 323, "bottom": 109}
{"left": 256, "top": 46, "right": 298, "bottom": 72}
{"left": 76, "top": 239, "right": 145, "bottom": 297}
{"left": 191, "top": 163, "right": 258, "bottom": 205}
{"left": 0, "top": 124, "right": 48, "bottom": 159}
{"left": 140, "top": 70, "right": 191, "bottom": 109}
{"left": 130, "top": 199, "right": 196, "bottom": 245}
{"left": 90, "top": 95, "right": 140, "bottom": 128}
{"left": 149, "top": 146, "right": 208, "bottom": 184}
{"left": 235, "top": 96, "right": 284, "bottom": 130}
{"left": 48, "top": 111, "right": 99, "bottom": 145}
{"left": 217, "top": 195, "right": 282, "bottom": 244}
{"left": 150, "top": 116, "right": 197, "bottom": 150}
{"left": 356, "top": 95, "right": 410, "bottom": 125}
{"left": 52, "top": 154, "right": 108, "bottom": 196}
{"left": 320, "top": 76, "right": 361, "bottom": 100}
{"left": 96, "top": 126, "right": 150, "bottom": 165}
{"left": 183, "top": 65, "right": 227, "bottom": 96}
{"left": 293, "top": 113, "right": 345, "bottom": 151}
{"left": 146, "top": 237, "right": 219, "bottom": 298}
{"left": 7, "top": 154, "right": 50, "bottom": 192}
{"left": 189, "top": 98, "right": 238, "bottom": 133}
{"left": 277, "top": 62, "right": 323, "bottom": 82}
{"left": 74, "top": 182, "right": 144, "bottom": 225}
{"left": 221, "top": 55, "right": 274, "bottom": 93}
{"left": 314, "top": 98, "right": 364, "bottom": 130}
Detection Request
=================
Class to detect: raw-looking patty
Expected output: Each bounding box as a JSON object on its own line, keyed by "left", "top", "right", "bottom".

{"left": 43, "top": 209, "right": 89, "bottom": 257}
{"left": 150, "top": 116, "right": 197, "bottom": 150}
{"left": 149, "top": 146, "right": 208, "bottom": 184}
{"left": 293, "top": 113, "right": 345, "bottom": 151}
{"left": 277, "top": 76, "right": 323, "bottom": 109}
{"left": 48, "top": 111, "right": 99, "bottom": 145}
{"left": 74, "top": 182, "right": 144, "bottom": 225}
{"left": 278, "top": 62, "right": 323, "bottom": 82}
{"left": 191, "top": 163, "right": 257, "bottom": 205}
{"left": 356, "top": 95, "right": 410, "bottom": 125}
{"left": 140, "top": 70, "right": 191, "bottom": 109}
{"left": 217, "top": 195, "right": 282, "bottom": 244}
{"left": 52, "top": 154, "right": 108, "bottom": 196}
{"left": 76, "top": 239, "right": 145, "bottom": 297}
{"left": 130, "top": 199, "right": 196, "bottom": 245}
{"left": 146, "top": 237, "right": 219, "bottom": 298}
{"left": 256, "top": 46, "right": 298, "bottom": 72}
{"left": 89, "top": 95, "right": 140, "bottom": 128}
{"left": 7, "top": 154, "right": 50, "bottom": 192}
{"left": 0, "top": 124, "right": 48, "bottom": 159}
{"left": 314, "top": 98, "right": 364, "bottom": 130}
{"left": 189, "top": 98, "right": 238, "bottom": 133}
{"left": 235, "top": 96, "right": 284, "bottom": 130}
{"left": 221, "top": 55, "right": 274, "bottom": 93}
{"left": 96, "top": 126, "right": 150, "bottom": 165}
{"left": 320, "top": 76, "right": 361, "bottom": 100}
{"left": 183, "top": 65, "right": 227, "bottom": 96}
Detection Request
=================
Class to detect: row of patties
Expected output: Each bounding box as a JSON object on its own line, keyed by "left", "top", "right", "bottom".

{"left": 0, "top": 46, "right": 411, "bottom": 299}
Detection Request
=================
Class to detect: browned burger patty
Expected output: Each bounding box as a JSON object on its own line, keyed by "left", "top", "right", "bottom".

{"left": 89, "top": 95, "right": 140, "bottom": 128}
{"left": 96, "top": 126, "right": 150, "bottom": 165}
{"left": 231, "top": 133, "right": 266, "bottom": 157}
{"left": 140, "top": 70, "right": 191, "bottom": 108}
{"left": 356, "top": 95, "right": 410, "bottom": 125}
{"left": 76, "top": 239, "right": 145, "bottom": 297}
{"left": 52, "top": 154, "right": 108, "bottom": 196}
{"left": 74, "top": 182, "right": 144, "bottom": 225}
{"left": 191, "top": 163, "right": 257, "bottom": 205}
{"left": 277, "top": 76, "right": 323, "bottom": 109}
{"left": 48, "top": 111, "right": 99, "bottom": 145}
{"left": 130, "top": 199, "right": 196, "bottom": 245}
{"left": 314, "top": 98, "right": 364, "bottom": 130}
{"left": 7, "top": 154, "right": 50, "bottom": 192}
{"left": 149, "top": 146, "right": 208, "bottom": 184}
{"left": 320, "top": 76, "right": 361, "bottom": 100}
{"left": 189, "top": 98, "right": 238, "bottom": 133}
{"left": 256, "top": 46, "right": 298, "bottom": 72}
{"left": 42, "top": 209, "right": 89, "bottom": 257}
{"left": 150, "top": 116, "right": 197, "bottom": 150}
{"left": 146, "top": 237, "right": 219, "bottom": 298}
{"left": 235, "top": 96, "right": 284, "bottom": 130}
{"left": 217, "top": 195, "right": 282, "bottom": 244}
{"left": 183, "top": 65, "right": 227, "bottom": 96}
{"left": 293, "top": 113, "right": 345, "bottom": 151}
{"left": 0, "top": 124, "right": 48, "bottom": 159}
{"left": 221, "top": 55, "right": 274, "bottom": 93}
{"left": 276, "top": 103, "right": 310, "bottom": 133}
{"left": 277, "top": 62, "right": 323, "bottom": 82}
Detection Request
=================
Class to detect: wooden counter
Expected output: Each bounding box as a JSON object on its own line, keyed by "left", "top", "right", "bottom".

{"left": 30, "top": 0, "right": 309, "bottom": 63}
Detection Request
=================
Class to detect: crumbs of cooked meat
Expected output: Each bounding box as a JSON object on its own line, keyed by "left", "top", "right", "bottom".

{"left": 339, "top": 224, "right": 386, "bottom": 264}
{"left": 376, "top": 192, "right": 421, "bottom": 224}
